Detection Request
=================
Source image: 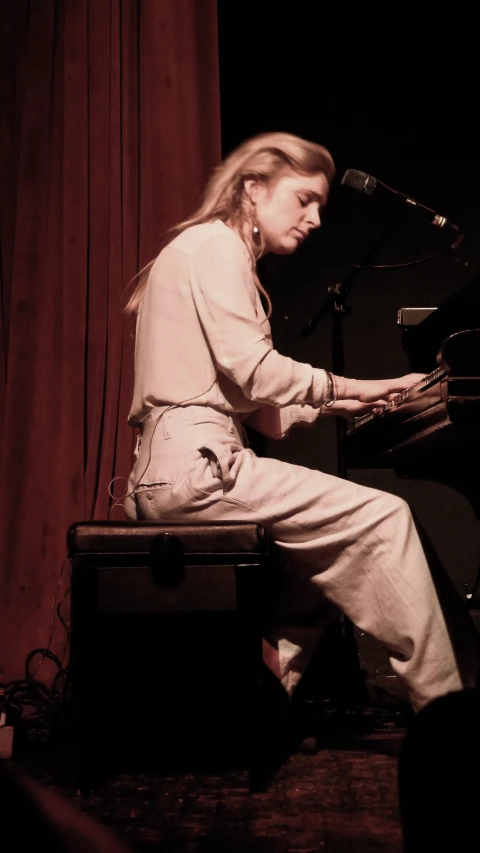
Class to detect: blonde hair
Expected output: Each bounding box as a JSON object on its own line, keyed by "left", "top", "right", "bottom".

{"left": 124, "top": 132, "right": 336, "bottom": 316}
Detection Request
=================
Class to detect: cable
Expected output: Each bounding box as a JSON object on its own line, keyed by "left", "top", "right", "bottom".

{"left": 2, "top": 645, "right": 73, "bottom": 743}
{"left": 0, "top": 559, "right": 73, "bottom": 743}
{"left": 107, "top": 376, "right": 219, "bottom": 515}
{"left": 354, "top": 234, "right": 463, "bottom": 271}
{"left": 28, "top": 558, "right": 69, "bottom": 680}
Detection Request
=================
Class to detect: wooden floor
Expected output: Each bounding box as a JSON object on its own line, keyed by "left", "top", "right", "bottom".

{"left": 11, "top": 728, "right": 406, "bottom": 853}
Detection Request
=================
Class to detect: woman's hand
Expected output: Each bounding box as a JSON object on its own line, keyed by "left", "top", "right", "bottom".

{"left": 337, "top": 373, "right": 427, "bottom": 404}
{"left": 321, "top": 399, "right": 388, "bottom": 419}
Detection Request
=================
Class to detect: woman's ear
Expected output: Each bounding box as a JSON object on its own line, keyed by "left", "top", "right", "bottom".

{"left": 243, "top": 178, "right": 263, "bottom": 204}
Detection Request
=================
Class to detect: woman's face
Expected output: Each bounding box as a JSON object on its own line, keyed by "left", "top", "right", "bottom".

{"left": 245, "top": 170, "right": 330, "bottom": 255}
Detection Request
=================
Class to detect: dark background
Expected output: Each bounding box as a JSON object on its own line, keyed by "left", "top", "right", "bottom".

{"left": 217, "top": 5, "right": 480, "bottom": 681}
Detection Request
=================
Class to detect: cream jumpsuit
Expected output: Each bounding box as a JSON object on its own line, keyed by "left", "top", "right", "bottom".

{"left": 125, "top": 220, "right": 478, "bottom": 711}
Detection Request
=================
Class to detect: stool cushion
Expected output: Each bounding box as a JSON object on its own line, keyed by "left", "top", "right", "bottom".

{"left": 67, "top": 521, "right": 269, "bottom": 556}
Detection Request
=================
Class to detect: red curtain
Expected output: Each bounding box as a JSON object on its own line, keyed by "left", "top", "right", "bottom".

{"left": 0, "top": 0, "right": 221, "bottom": 683}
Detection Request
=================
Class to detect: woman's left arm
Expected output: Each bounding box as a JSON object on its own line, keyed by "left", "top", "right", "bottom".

{"left": 244, "top": 403, "right": 321, "bottom": 439}
{"left": 244, "top": 398, "right": 387, "bottom": 439}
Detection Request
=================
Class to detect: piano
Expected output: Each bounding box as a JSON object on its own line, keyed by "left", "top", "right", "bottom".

{"left": 345, "top": 273, "right": 480, "bottom": 517}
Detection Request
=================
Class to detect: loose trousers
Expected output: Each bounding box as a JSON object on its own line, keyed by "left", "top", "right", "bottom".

{"left": 125, "top": 405, "right": 479, "bottom": 711}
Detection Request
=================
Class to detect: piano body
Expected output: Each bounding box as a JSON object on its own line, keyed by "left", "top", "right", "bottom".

{"left": 346, "top": 272, "right": 480, "bottom": 517}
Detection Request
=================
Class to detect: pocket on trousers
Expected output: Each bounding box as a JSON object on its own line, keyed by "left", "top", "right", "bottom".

{"left": 184, "top": 449, "right": 223, "bottom": 500}
{"left": 134, "top": 480, "right": 172, "bottom": 493}
{"left": 134, "top": 481, "right": 174, "bottom": 520}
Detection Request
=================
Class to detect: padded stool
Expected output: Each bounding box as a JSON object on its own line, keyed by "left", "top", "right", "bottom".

{"left": 67, "top": 521, "right": 280, "bottom": 792}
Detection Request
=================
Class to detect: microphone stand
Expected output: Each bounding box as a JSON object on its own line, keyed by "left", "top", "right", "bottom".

{"left": 302, "top": 215, "right": 402, "bottom": 707}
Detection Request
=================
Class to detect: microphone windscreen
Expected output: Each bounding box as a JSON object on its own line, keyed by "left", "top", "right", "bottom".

{"left": 341, "top": 169, "right": 377, "bottom": 195}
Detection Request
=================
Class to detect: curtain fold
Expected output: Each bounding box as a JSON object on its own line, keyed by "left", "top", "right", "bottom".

{"left": 0, "top": 0, "right": 221, "bottom": 683}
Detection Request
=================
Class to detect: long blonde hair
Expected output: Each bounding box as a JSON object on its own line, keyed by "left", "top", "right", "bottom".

{"left": 124, "top": 132, "right": 336, "bottom": 316}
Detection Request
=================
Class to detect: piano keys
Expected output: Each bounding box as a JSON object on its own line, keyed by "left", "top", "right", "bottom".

{"left": 345, "top": 327, "right": 480, "bottom": 496}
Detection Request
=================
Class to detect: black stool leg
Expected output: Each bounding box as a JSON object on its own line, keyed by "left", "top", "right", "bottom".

{"left": 235, "top": 563, "right": 289, "bottom": 792}
{"left": 70, "top": 557, "right": 99, "bottom": 794}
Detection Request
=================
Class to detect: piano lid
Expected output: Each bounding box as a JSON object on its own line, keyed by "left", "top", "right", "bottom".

{"left": 402, "top": 271, "right": 480, "bottom": 372}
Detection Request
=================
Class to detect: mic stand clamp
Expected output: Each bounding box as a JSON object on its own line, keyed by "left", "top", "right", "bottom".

{"left": 328, "top": 282, "right": 351, "bottom": 316}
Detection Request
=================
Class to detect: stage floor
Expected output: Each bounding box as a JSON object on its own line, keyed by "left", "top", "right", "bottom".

{"left": 11, "top": 727, "right": 406, "bottom": 853}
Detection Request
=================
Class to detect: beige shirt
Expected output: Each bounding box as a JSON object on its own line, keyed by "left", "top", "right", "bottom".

{"left": 128, "top": 220, "right": 329, "bottom": 439}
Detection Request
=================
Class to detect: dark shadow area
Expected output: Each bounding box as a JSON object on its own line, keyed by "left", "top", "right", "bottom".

{"left": 0, "top": 761, "right": 131, "bottom": 852}
{"left": 399, "top": 688, "right": 480, "bottom": 852}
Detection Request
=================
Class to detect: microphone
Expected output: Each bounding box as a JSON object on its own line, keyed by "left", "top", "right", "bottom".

{"left": 341, "top": 169, "right": 459, "bottom": 232}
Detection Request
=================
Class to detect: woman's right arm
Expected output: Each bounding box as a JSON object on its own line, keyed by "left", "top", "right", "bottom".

{"left": 189, "top": 231, "right": 425, "bottom": 409}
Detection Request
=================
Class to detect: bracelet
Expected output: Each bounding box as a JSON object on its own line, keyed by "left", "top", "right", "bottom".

{"left": 323, "top": 371, "right": 337, "bottom": 407}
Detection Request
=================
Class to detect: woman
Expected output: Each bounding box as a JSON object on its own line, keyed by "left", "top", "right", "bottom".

{"left": 124, "top": 131, "right": 478, "bottom": 712}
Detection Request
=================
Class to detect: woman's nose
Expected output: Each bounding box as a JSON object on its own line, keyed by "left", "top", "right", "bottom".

{"left": 307, "top": 205, "right": 321, "bottom": 228}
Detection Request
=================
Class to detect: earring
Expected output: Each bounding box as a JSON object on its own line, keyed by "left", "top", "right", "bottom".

{"left": 252, "top": 225, "right": 259, "bottom": 236}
